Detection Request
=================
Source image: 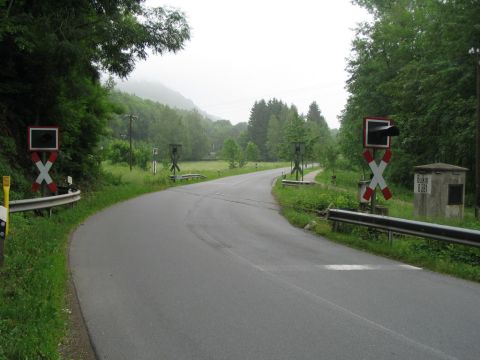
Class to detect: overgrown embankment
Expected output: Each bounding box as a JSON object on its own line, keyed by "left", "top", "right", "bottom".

{"left": 273, "top": 168, "right": 480, "bottom": 283}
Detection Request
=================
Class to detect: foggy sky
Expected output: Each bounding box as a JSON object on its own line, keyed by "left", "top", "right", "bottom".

{"left": 128, "top": 0, "right": 371, "bottom": 128}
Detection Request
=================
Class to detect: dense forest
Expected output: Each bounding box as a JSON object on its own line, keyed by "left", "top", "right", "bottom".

{"left": 247, "top": 99, "right": 333, "bottom": 162}
{"left": 106, "top": 91, "right": 247, "bottom": 163}
{"left": 339, "top": 0, "right": 480, "bottom": 190}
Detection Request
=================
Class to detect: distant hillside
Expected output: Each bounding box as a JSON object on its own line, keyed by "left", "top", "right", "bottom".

{"left": 115, "top": 80, "right": 220, "bottom": 121}
{"left": 107, "top": 91, "right": 248, "bottom": 161}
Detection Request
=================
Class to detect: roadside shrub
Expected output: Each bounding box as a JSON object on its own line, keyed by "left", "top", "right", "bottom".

{"left": 105, "top": 140, "right": 151, "bottom": 170}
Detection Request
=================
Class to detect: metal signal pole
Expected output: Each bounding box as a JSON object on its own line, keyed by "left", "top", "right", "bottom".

{"left": 476, "top": 53, "right": 480, "bottom": 218}
{"left": 468, "top": 48, "right": 479, "bottom": 218}
{"left": 469, "top": 48, "right": 480, "bottom": 218}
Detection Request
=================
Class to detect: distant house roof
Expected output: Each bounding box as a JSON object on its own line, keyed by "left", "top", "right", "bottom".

{"left": 414, "top": 163, "right": 468, "bottom": 172}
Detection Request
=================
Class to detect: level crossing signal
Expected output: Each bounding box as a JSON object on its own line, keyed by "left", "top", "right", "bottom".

{"left": 362, "top": 117, "right": 399, "bottom": 201}
{"left": 363, "top": 117, "right": 399, "bottom": 149}
{"left": 291, "top": 142, "right": 305, "bottom": 181}
{"left": 169, "top": 144, "right": 181, "bottom": 179}
{"left": 363, "top": 149, "right": 392, "bottom": 200}
{"left": 28, "top": 126, "right": 59, "bottom": 151}
{"left": 28, "top": 126, "right": 60, "bottom": 193}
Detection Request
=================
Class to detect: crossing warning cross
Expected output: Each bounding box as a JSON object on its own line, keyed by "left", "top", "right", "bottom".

{"left": 31, "top": 151, "right": 58, "bottom": 193}
{"left": 363, "top": 149, "right": 392, "bottom": 200}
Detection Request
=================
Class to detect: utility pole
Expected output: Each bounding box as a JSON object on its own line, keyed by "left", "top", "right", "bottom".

{"left": 470, "top": 48, "right": 480, "bottom": 218}
{"left": 476, "top": 52, "right": 480, "bottom": 218}
{"left": 126, "top": 114, "right": 137, "bottom": 172}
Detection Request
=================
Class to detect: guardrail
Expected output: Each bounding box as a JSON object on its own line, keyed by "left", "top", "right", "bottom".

{"left": 327, "top": 209, "right": 480, "bottom": 248}
{"left": 281, "top": 179, "right": 315, "bottom": 186}
{"left": 169, "top": 174, "right": 206, "bottom": 181}
{"left": 9, "top": 190, "right": 81, "bottom": 213}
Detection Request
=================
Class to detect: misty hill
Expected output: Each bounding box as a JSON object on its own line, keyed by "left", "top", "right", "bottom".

{"left": 107, "top": 91, "right": 247, "bottom": 161}
{"left": 115, "top": 80, "right": 220, "bottom": 121}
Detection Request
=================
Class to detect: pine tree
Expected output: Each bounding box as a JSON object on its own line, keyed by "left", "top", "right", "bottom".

{"left": 247, "top": 100, "right": 270, "bottom": 160}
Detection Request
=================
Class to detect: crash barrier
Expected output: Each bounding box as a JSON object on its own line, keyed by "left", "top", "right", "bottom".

{"left": 281, "top": 179, "right": 315, "bottom": 187}
{"left": 169, "top": 174, "right": 206, "bottom": 181}
{"left": 327, "top": 208, "right": 480, "bottom": 248}
{"left": 10, "top": 190, "right": 81, "bottom": 213}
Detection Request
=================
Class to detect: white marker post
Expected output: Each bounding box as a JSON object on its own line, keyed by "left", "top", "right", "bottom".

{"left": 0, "top": 205, "right": 7, "bottom": 266}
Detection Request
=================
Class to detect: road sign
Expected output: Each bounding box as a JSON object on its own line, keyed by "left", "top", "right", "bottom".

{"left": 31, "top": 151, "right": 58, "bottom": 193}
{"left": 414, "top": 174, "right": 432, "bottom": 194}
{"left": 28, "top": 126, "right": 59, "bottom": 151}
{"left": 363, "top": 149, "right": 392, "bottom": 200}
{"left": 363, "top": 118, "right": 399, "bottom": 149}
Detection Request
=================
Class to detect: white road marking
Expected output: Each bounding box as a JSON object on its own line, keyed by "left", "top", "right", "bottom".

{"left": 254, "top": 264, "right": 422, "bottom": 272}
{"left": 321, "top": 264, "right": 422, "bottom": 271}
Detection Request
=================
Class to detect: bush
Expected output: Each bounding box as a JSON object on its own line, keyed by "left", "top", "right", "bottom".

{"left": 105, "top": 140, "right": 130, "bottom": 164}
{"left": 105, "top": 140, "right": 151, "bottom": 170}
{"left": 133, "top": 143, "right": 151, "bottom": 170}
{"left": 0, "top": 153, "right": 31, "bottom": 200}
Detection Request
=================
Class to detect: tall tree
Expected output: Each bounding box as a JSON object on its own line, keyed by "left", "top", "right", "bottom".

{"left": 247, "top": 100, "right": 270, "bottom": 160}
{"left": 222, "top": 138, "right": 240, "bottom": 169}
{"left": 307, "top": 102, "right": 328, "bottom": 129}
{"left": 0, "top": 0, "right": 190, "bottom": 185}
{"left": 280, "top": 107, "right": 306, "bottom": 160}
{"left": 340, "top": 0, "right": 480, "bottom": 187}
{"left": 245, "top": 141, "right": 260, "bottom": 162}
{"left": 305, "top": 101, "right": 331, "bottom": 163}
{"left": 266, "top": 115, "right": 283, "bottom": 160}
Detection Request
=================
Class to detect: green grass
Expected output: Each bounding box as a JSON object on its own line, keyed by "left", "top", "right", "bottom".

{"left": 0, "top": 183, "right": 158, "bottom": 359}
{"left": 0, "top": 160, "right": 287, "bottom": 359}
{"left": 102, "top": 160, "right": 289, "bottom": 185}
{"left": 273, "top": 168, "right": 480, "bottom": 283}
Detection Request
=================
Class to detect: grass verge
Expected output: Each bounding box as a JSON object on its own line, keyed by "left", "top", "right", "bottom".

{"left": 0, "top": 161, "right": 287, "bottom": 359}
{"left": 273, "top": 170, "right": 480, "bottom": 283}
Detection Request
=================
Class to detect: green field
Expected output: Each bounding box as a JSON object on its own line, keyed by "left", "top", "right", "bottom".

{"left": 102, "top": 160, "right": 289, "bottom": 185}
{"left": 0, "top": 161, "right": 287, "bottom": 360}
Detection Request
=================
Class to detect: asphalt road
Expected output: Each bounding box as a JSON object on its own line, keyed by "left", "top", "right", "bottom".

{"left": 70, "top": 169, "right": 480, "bottom": 360}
